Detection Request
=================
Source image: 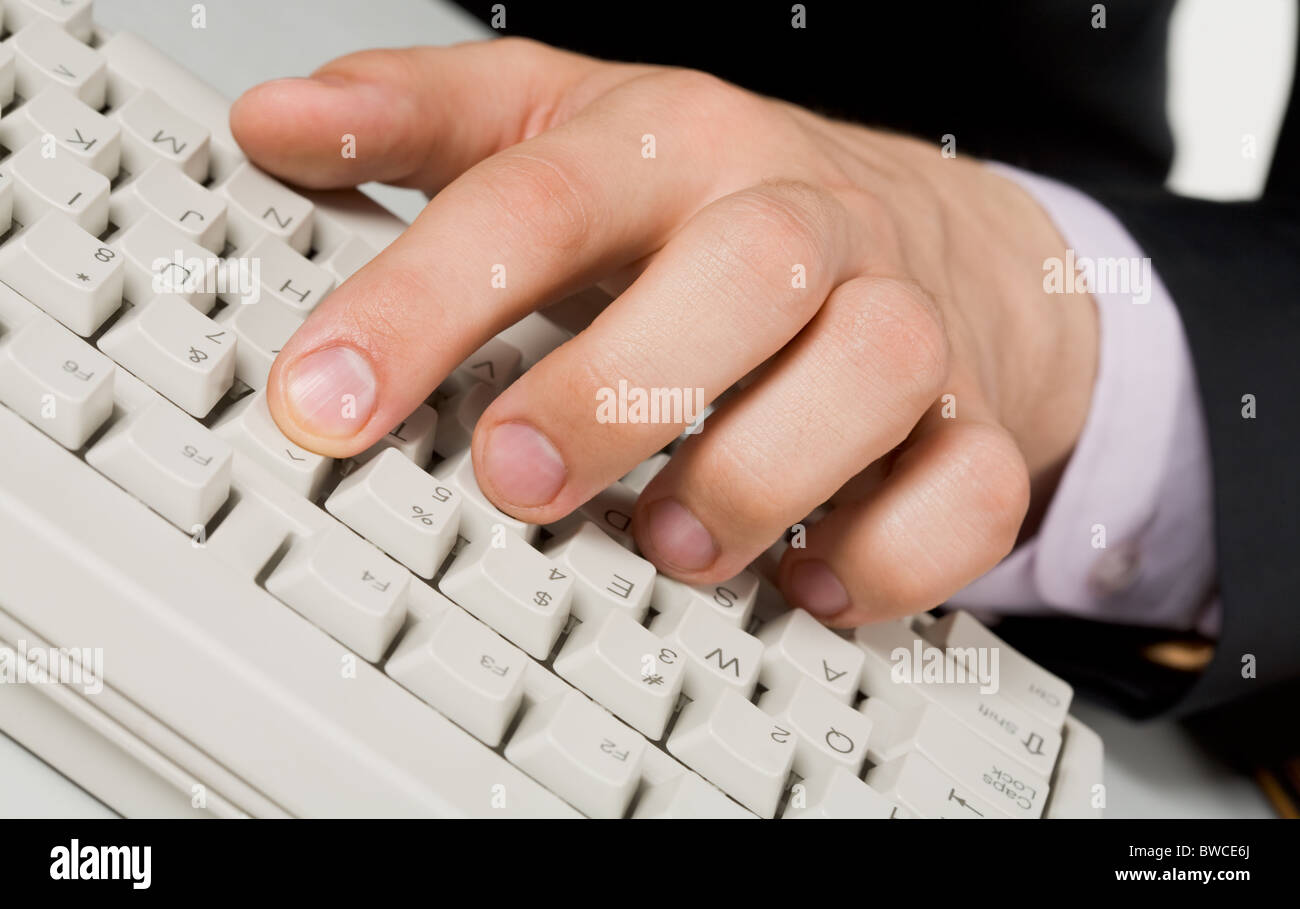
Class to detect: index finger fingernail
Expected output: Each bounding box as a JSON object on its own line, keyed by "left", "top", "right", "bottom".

{"left": 481, "top": 421, "right": 567, "bottom": 507}
{"left": 283, "top": 346, "right": 377, "bottom": 438}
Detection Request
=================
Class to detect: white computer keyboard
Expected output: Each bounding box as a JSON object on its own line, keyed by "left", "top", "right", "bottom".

{"left": 0, "top": 2, "right": 1103, "bottom": 818}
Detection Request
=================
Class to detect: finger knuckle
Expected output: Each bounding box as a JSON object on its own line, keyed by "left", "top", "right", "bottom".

{"left": 493, "top": 35, "right": 550, "bottom": 62}
{"left": 958, "top": 424, "right": 1030, "bottom": 552}
{"left": 857, "top": 278, "right": 951, "bottom": 399}
{"left": 684, "top": 438, "right": 786, "bottom": 538}
{"left": 479, "top": 150, "right": 595, "bottom": 253}
{"left": 648, "top": 67, "right": 740, "bottom": 109}
{"left": 317, "top": 47, "right": 411, "bottom": 83}
{"left": 632, "top": 68, "right": 767, "bottom": 137}
{"left": 842, "top": 186, "right": 902, "bottom": 246}
{"left": 335, "top": 268, "right": 435, "bottom": 359}
{"left": 736, "top": 182, "right": 837, "bottom": 263}
{"left": 698, "top": 183, "right": 839, "bottom": 321}
{"left": 865, "top": 553, "right": 937, "bottom": 612}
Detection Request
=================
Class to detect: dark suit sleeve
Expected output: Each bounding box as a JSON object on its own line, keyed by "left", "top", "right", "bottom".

{"left": 1069, "top": 71, "right": 1300, "bottom": 756}
{"left": 1085, "top": 190, "right": 1300, "bottom": 716}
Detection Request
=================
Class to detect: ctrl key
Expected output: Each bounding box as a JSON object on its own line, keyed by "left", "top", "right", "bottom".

{"left": 85, "top": 399, "right": 232, "bottom": 532}
{"left": 0, "top": 315, "right": 114, "bottom": 449}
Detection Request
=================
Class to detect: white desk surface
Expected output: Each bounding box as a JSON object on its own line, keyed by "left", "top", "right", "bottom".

{"left": 0, "top": 0, "right": 1282, "bottom": 820}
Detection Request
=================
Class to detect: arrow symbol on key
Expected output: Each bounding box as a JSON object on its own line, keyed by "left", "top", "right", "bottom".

{"left": 470, "top": 360, "right": 494, "bottom": 379}
{"left": 947, "top": 789, "right": 983, "bottom": 816}
{"left": 823, "top": 659, "right": 846, "bottom": 683}
{"left": 285, "top": 448, "right": 304, "bottom": 461}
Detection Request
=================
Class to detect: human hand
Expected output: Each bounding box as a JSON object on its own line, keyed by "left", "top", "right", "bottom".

{"left": 230, "top": 38, "right": 1098, "bottom": 626}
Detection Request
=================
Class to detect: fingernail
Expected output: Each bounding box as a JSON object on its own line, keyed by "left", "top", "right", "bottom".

{"left": 482, "top": 421, "right": 567, "bottom": 507}
{"left": 645, "top": 498, "right": 717, "bottom": 572}
{"left": 283, "top": 346, "right": 377, "bottom": 438}
{"left": 788, "top": 559, "right": 850, "bottom": 618}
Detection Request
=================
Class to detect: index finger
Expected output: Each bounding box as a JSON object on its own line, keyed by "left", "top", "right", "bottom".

{"left": 265, "top": 69, "right": 760, "bottom": 458}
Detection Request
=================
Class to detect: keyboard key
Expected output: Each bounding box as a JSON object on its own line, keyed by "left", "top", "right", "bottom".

{"left": 867, "top": 751, "right": 996, "bottom": 820}
{"left": 218, "top": 162, "right": 313, "bottom": 254}
{"left": 622, "top": 452, "right": 669, "bottom": 494}
{"left": 923, "top": 610, "right": 1073, "bottom": 727}
{"left": 0, "top": 44, "right": 14, "bottom": 109}
{"left": 553, "top": 611, "right": 685, "bottom": 739}
{"left": 649, "top": 603, "right": 763, "bottom": 703}
{"left": 783, "top": 767, "right": 904, "bottom": 819}
{"left": 0, "top": 86, "right": 121, "bottom": 177}
{"left": 2, "top": 140, "right": 109, "bottom": 235}
{"left": 1045, "top": 717, "right": 1105, "bottom": 819}
{"left": 541, "top": 521, "right": 655, "bottom": 623}
{"left": 0, "top": 210, "right": 124, "bottom": 336}
{"left": 505, "top": 689, "right": 647, "bottom": 819}
{"left": 0, "top": 314, "right": 113, "bottom": 448}
{"left": 438, "top": 528, "right": 572, "bottom": 658}
{"left": 213, "top": 389, "right": 333, "bottom": 498}
{"left": 265, "top": 525, "right": 409, "bottom": 661}
{"left": 858, "top": 696, "right": 910, "bottom": 764}
{"left": 112, "top": 213, "right": 219, "bottom": 312}
{"left": 431, "top": 382, "right": 493, "bottom": 458}
{"left": 5, "top": 0, "right": 95, "bottom": 42}
{"left": 96, "top": 296, "right": 234, "bottom": 417}
{"left": 325, "top": 447, "right": 461, "bottom": 579}
{"left": 651, "top": 569, "right": 758, "bottom": 628}
{"left": 495, "top": 310, "right": 570, "bottom": 371}
{"left": 757, "top": 608, "right": 864, "bottom": 703}
{"left": 868, "top": 700, "right": 1050, "bottom": 819}
{"left": 632, "top": 773, "right": 754, "bottom": 819}
{"left": 230, "top": 233, "right": 334, "bottom": 312}
{"left": 854, "top": 620, "right": 937, "bottom": 712}
{"left": 318, "top": 235, "right": 376, "bottom": 282}
{"left": 854, "top": 620, "right": 1062, "bottom": 778}
{"left": 354, "top": 402, "right": 438, "bottom": 468}
{"left": 666, "top": 688, "right": 795, "bottom": 818}
{"left": 11, "top": 21, "right": 106, "bottom": 108}
{"left": 544, "top": 479, "right": 638, "bottom": 550}
{"left": 386, "top": 607, "right": 528, "bottom": 747}
{"left": 112, "top": 88, "right": 210, "bottom": 182}
{"left": 0, "top": 168, "right": 12, "bottom": 235}
{"left": 111, "top": 160, "right": 227, "bottom": 251}
{"left": 758, "top": 677, "right": 872, "bottom": 779}
{"left": 437, "top": 336, "right": 521, "bottom": 396}
{"left": 213, "top": 297, "right": 302, "bottom": 388}
{"left": 434, "top": 447, "right": 539, "bottom": 545}
{"left": 85, "top": 398, "right": 233, "bottom": 532}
